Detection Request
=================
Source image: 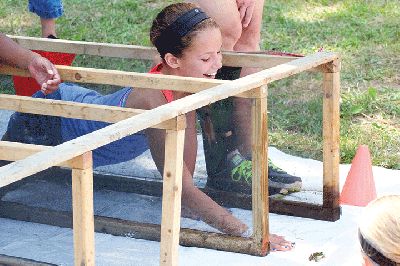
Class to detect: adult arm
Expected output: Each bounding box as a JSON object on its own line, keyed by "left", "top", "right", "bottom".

{"left": 0, "top": 33, "right": 60, "bottom": 92}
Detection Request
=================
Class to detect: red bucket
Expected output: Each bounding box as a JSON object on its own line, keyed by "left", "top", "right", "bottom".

{"left": 13, "top": 50, "right": 76, "bottom": 96}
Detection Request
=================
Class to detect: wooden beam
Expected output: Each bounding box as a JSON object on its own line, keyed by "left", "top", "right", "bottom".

{"left": 71, "top": 152, "right": 95, "bottom": 266}
{"left": 160, "top": 128, "right": 185, "bottom": 266}
{"left": 0, "top": 65, "right": 260, "bottom": 98}
{"left": 10, "top": 35, "right": 158, "bottom": 61}
{"left": 322, "top": 60, "right": 341, "bottom": 215}
{"left": 0, "top": 52, "right": 339, "bottom": 188}
{"left": 0, "top": 64, "right": 226, "bottom": 93}
{"left": 0, "top": 141, "right": 94, "bottom": 169}
{"left": 223, "top": 51, "right": 298, "bottom": 68}
{"left": 0, "top": 201, "right": 264, "bottom": 256}
{"left": 0, "top": 94, "right": 178, "bottom": 130}
{"left": 251, "top": 86, "right": 269, "bottom": 256}
{"left": 0, "top": 254, "right": 56, "bottom": 266}
{"left": 0, "top": 165, "right": 340, "bottom": 221}
{"left": 8, "top": 35, "right": 299, "bottom": 68}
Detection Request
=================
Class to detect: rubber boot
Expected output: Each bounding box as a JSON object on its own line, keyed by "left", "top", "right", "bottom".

{"left": 197, "top": 66, "right": 242, "bottom": 190}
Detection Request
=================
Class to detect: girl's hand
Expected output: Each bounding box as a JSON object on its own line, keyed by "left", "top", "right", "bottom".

{"left": 270, "top": 234, "right": 295, "bottom": 252}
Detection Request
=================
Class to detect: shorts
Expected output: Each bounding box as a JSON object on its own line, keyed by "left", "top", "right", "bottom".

{"left": 28, "top": 0, "right": 63, "bottom": 19}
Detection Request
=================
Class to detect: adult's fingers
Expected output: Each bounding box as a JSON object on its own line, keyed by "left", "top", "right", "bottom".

{"left": 41, "top": 83, "right": 48, "bottom": 95}
{"left": 242, "top": 2, "right": 255, "bottom": 28}
{"left": 238, "top": 4, "right": 246, "bottom": 21}
{"left": 45, "top": 65, "right": 61, "bottom": 92}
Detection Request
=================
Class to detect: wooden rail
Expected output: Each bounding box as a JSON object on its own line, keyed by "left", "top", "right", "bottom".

{"left": 0, "top": 142, "right": 96, "bottom": 266}
{"left": 8, "top": 35, "right": 298, "bottom": 69}
{"left": 0, "top": 94, "right": 182, "bottom": 130}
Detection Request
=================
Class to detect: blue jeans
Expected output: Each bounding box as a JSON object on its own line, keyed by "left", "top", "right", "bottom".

{"left": 4, "top": 85, "right": 149, "bottom": 167}
{"left": 28, "top": 0, "right": 63, "bottom": 19}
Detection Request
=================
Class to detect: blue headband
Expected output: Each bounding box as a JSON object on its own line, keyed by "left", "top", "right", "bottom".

{"left": 155, "top": 8, "right": 209, "bottom": 58}
{"left": 167, "top": 8, "right": 209, "bottom": 37}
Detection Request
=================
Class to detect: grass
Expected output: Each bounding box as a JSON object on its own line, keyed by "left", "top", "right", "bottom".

{"left": 0, "top": 0, "right": 399, "bottom": 168}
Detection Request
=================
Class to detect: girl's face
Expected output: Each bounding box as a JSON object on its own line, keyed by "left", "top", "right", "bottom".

{"left": 174, "top": 27, "right": 223, "bottom": 79}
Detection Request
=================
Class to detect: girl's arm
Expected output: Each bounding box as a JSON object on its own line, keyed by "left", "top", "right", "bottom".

{"left": 129, "top": 89, "right": 247, "bottom": 235}
{"left": 146, "top": 108, "right": 247, "bottom": 236}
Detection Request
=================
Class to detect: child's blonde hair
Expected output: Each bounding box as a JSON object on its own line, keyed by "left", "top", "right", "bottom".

{"left": 359, "top": 195, "right": 400, "bottom": 264}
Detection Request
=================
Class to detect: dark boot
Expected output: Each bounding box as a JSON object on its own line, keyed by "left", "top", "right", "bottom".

{"left": 197, "top": 66, "right": 241, "bottom": 177}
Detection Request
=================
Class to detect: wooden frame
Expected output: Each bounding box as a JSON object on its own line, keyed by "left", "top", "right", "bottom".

{"left": 0, "top": 142, "right": 96, "bottom": 266}
{"left": 0, "top": 36, "right": 341, "bottom": 264}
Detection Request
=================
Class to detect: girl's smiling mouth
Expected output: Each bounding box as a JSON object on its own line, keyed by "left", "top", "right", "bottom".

{"left": 203, "top": 72, "right": 217, "bottom": 78}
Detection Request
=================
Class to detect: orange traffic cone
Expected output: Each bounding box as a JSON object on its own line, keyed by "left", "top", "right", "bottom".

{"left": 340, "top": 145, "right": 377, "bottom": 206}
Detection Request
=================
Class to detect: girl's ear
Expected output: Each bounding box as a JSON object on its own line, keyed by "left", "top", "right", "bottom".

{"left": 164, "top": 53, "right": 180, "bottom": 69}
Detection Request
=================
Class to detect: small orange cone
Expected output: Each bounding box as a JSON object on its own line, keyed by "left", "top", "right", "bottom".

{"left": 340, "top": 145, "right": 377, "bottom": 206}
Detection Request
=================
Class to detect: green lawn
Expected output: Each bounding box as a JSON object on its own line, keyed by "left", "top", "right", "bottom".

{"left": 1, "top": 0, "right": 399, "bottom": 168}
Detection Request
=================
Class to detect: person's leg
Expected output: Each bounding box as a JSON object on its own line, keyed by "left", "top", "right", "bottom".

{"left": 2, "top": 90, "right": 62, "bottom": 145}
{"left": 28, "top": 0, "right": 63, "bottom": 37}
{"left": 231, "top": 0, "right": 264, "bottom": 157}
{"left": 191, "top": 0, "right": 244, "bottom": 178}
{"left": 40, "top": 18, "right": 57, "bottom": 38}
{"left": 189, "top": 0, "right": 242, "bottom": 51}
{"left": 233, "top": 0, "right": 264, "bottom": 72}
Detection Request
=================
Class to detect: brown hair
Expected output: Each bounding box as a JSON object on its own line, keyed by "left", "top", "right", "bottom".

{"left": 150, "top": 3, "right": 218, "bottom": 59}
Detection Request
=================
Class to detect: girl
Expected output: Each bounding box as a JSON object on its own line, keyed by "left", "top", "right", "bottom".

{"left": 3, "top": 3, "right": 293, "bottom": 251}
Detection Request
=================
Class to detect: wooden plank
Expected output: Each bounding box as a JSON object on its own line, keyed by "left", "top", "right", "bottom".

{"left": 322, "top": 62, "right": 341, "bottom": 215}
{"left": 0, "top": 52, "right": 339, "bottom": 188}
{"left": 0, "top": 141, "right": 95, "bottom": 169}
{"left": 9, "top": 35, "right": 158, "bottom": 61}
{"left": 160, "top": 129, "right": 185, "bottom": 266}
{"left": 71, "top": 152, "right": 95, "bottom": 266}
{"left": 0, "top": 94, "right": 178, "bottom": 130}
{"left": 0, "top": 65, "right": 225, "bottom": 94}
{"left": 8, "top": 35, "right": 300, "bottom": 68}
{"left": 0, "top": 65, "right": 259, "bottom": 98}
{"left": 0, "top": 254, "right": 57, "bottom": 266}
{"left": 223, "top": 51, "right": 298, "bottom": 68}
{"left": 251, "top": 86, "right": 269, "bottom": 256}
{"left": 2, "top": 165, "right": 340, "bottom": 221}
{"left": 0, "top": 201, "right": 264, "bottom": 256}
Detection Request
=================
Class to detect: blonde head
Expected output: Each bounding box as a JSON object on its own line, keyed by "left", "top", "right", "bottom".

{"left": 359, "top": 195, "right": 400, "bottom": 264}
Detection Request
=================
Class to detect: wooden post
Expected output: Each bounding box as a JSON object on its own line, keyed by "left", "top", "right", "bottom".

{"left": 322, "top": 60, "right": 341, "bottom": 217}
{"left": 251, "top": 85, "right": 270, "bottom": 256}
{"left": 160, "top": 116, "right": 186, "bottom": 266}
{"left": 71, "top": 151, "right": 95, "bottom": 266}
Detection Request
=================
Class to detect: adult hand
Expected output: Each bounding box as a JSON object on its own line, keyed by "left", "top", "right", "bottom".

{"left": 27, "top": 54, "right": 61, "bottom": 94}
{"left": 236, "top": 0, "right": 256, "bottom": 28}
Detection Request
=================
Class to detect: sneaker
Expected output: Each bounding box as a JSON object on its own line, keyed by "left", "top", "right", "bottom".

{"left": 267, "top": 159, "right": 302, "bottom": 193}
{"left": 206, "top": 150, "right": 302, "bottom": 195}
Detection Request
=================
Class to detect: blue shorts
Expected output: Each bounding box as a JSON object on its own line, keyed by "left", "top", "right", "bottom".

{"left": 5, "top": 83, "right": 149, "bottom": 167}
{"left": 28, "top": 0, "right": 63, "bottom": 19}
